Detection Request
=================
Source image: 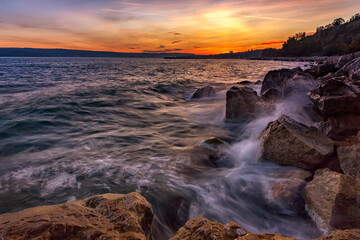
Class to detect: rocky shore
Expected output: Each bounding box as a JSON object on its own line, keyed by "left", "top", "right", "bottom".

{"left": 2, "top": 53, "right": 360, "bottom": 239}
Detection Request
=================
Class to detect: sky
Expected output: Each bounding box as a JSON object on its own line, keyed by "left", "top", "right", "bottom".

{"left": 0, "top": 0, "right": 359, "bottom": 54}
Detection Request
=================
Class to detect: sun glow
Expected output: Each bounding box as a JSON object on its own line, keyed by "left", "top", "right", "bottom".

{"left": 0, "top": 0, "right": 359, "bottom": 54}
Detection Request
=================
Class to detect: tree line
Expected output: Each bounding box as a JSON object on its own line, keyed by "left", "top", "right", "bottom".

{"left": 262, "top": 13, "right": 360, "bottom": 57}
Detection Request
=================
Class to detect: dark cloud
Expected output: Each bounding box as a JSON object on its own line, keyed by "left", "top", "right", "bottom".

{"left": 168, "top": 31, "right": 181, "bottom": 35}
{"left": 158, "top": 45, "right": 165, "bottom": 48}
{"left": 142, "top": 48, "right": 182, "bottom": 53}
{"left": 171, "top": 40, "right": 182, "bottom": 44}
{"left": 193, "top": 46, "right": 201, "bottom": 48}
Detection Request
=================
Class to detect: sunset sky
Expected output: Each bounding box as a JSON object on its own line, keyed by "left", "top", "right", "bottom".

{"left": 1, "top": 0, "right": 359, "bottom": 54}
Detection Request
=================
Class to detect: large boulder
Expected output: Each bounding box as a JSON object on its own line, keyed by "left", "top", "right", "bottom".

{"left": 337, "top": 145, "right": 360, "bottom": 179}
{"left": 260, "top": 115, "right": 334, "bottom": 170}
{"left": 261, "top": 68, "right": 314, "bottom": 99}
{"left": 191, "top": 86, "right": 216, "bottom": 99}
{"left": 169, "top": 217, "right": 296, "bottom": 240}
{"left": 225, "top": 86, "right": 260, "bottom": 122}
{"left": 304, "top": 169, "right": 360, "bottom": 233}
{"left": 308, "top": 79, "right": 360, "bottom": 117}
{"left": 0, "top": 193, "right": 154, "bottom": 240}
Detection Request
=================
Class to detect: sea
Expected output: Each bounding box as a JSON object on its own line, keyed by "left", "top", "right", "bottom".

{"left": 0, "top": 57, "right": 320, "bottom": 239}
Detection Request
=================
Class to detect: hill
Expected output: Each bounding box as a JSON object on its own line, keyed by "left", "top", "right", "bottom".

{"left": 263, "top": 13, "right": 360, "bottom": 57}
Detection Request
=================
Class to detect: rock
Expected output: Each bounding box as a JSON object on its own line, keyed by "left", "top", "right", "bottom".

{"left": 304, "top": 169, "right": 360, "bottom": 233}
{"left": 169, "top": 217, "right": 246, "bottom": 240}
{"left": 191, "top": 86, "right": 216, "bottom": 99}
{"left": 306, "top": 61, "right": 338, "bottom": 78}
{"left": 268, "top": 169, "right": 312, "bottom": 214}
{"left": 0, "top": 193, "right": 154, "bottom": 240}
{"left": 169, "top": 217, "right": 297, "bottom": 240}
{"left": 260, "top": 115, "right": 334, "bottom": 170}
{"left": 237, "top": 80, "right": 252, "bottom": 85}
{"left": 308, "top": 79, "right": 360, "bottom": 117}
{"left": 261, "top": 68, "right": 315, "bottom": 99}
{"left": 236, "top": 233, "right": 298, "bottom": 240}
{"left": 338, "top": 145, "right": 360, "bottom": 179}
{"left": 261, "top": 88, "right": 282, "bottom": 101}
{"left": 335, "top": 57, "right": 360, "bottom": 83}
{"left": 254, "top": 80, "right": 262, "bottom": 85}
{"left": 315, "top": 229, "right": 360, "bottom": 240}
{"left": 191, "top": 138, "right": 228, "bottom": 167}
{"left": 225, "top": 86, "right": 260, "bottom": 122}
{"left": 318, "top": 114, "right": 360, "bottom": 140}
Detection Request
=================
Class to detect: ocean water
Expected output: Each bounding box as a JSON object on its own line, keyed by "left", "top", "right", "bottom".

{"left": 0, "top": 57, "right": 320, "bottom": 239}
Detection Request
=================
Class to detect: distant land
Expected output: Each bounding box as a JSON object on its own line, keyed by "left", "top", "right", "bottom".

{"left": 0, "top": 48, "right": 197, "bottom": 58}
{"left": 0, "top": 48, "right": 264, "bottom": 59}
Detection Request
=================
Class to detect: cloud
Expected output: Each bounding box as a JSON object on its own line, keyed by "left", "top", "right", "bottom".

{"left": 171, "top": 40, "right": 182, "bottom": 44}
{"left": 142, "top": 48, "right": 182, "bottom": 53}
{"left": 193, "top": 46, "right": 201, "bottom": 48}
{"left": 253, "top": 40, "right": 285, "bottom": 46}
{"left": 158, "top": 44, "right": 165, "bottom": 48}
{"left": 117, "top": 2, "right": 142, "bottom": 6}
{"left": 168, "top": 32, "right": 181, "bottom": 35}
{"left": 100, "top": 8, "right": 166, "bottom": 17}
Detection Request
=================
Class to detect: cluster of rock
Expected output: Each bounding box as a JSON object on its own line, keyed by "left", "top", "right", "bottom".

{"left": 2, "top": 194, "right": 360, "bottom": 240}
{"left": 219, "top": 54, "right": 360, "bottom": 235}
{"left": 0, "top": 193, "right": 154, "bottom": 240}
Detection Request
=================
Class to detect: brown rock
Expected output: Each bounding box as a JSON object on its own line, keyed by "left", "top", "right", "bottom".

{"left": 191, "top": 86, "right": 216, "bottom": 99}
{"left": 268, "top": 169, "right": 312, "bottom": 213}
{"left": 261, "top": 88, "right": 282, "bottom": 102}
{"left": 236, "top": 233, "right": 298, "bottom": 240}
{"left": 169, "top": 217, "right": 297, "bottom": 240}
{"left": 319, "top": 114, "right": 360, "bottom": 140}
{"left": 225, "top": 86, "right": 260, "bottom": 122}
{"left": 304, "top": 169, "right": 360, "bottom": 233}
{"left": 260, "top": 115, "right": 334, "bottom": 170}
{"left": 169, "top": 217, "right": 246, "bottom": 240}
{"left": 308, "top": 79, "right": 360, "bottom": 117}
{"left": 315, "top": 228, "right": 360, "bottom": 240}
{"left": 338, "top": 145, "right": 360, "bottom": 179}
{"left": 261, "top": 68, "right": 314, "bottom": 98}
{"left": 0, "top": 192, "right": 154, "bottom": 240}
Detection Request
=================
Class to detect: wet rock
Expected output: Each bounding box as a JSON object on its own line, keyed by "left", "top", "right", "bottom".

{"left": 169, "top": 217, "right": 244, "bottom": 240}
{"left": 315, "top": 228, "right": 360, "bottom": 240}
{"left": 268, "top": 168, "right": 312, "bottom": 214}
{"left": 191, "top": 137, "right": 228, "bottom": 167}
{"left": 225, "top": 86, "right": 260, "bottom": 122}
{"left": 318, "top": 114, "right": 360, "bottom": 140}
{"left": 261, "top": 68, "right": 314, "bottom": 98}
{"left": 338, "top": 145, "right": 360, "bottom": 179}
{"left": 261, "top": 88, "right": 282, "bottom": 101}
{"left": 0, "top": 193, "right": 154, "bottom": 240}
{"left": 335, "top": 57, "right": 360, "bottom": 83}
{"left": 304, "top": 169, "right": 360, "bottom": 233}
{"left": 308, "top": 79, "right": 360, "bottom": 117}
{"left": 254, "top": 80, "right": 262, "bottom": 85}
{"left": 237, "top": 80, "right": 252, "bottom": 85}
{"left": 260, "top": 115, "right": 334, "bottom": 170}
{"left": 191, "top": 86, "right": 216, "bottom": 99}
{"left": 170, "top": 217, "right": 297, "bottom": 240}
{"left": 306, "top": 61, "right": 338, "bottom": 78}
